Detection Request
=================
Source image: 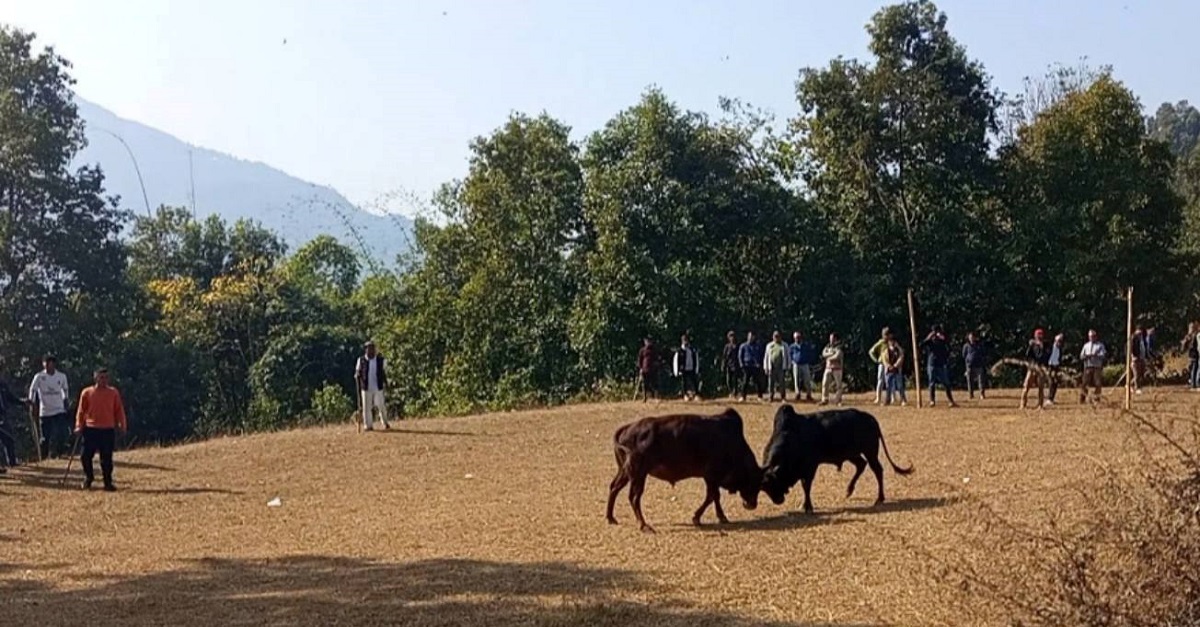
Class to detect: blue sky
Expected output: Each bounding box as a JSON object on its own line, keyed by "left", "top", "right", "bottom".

{"left": 1, "top": 0, "right": 1196, "bottom": 214}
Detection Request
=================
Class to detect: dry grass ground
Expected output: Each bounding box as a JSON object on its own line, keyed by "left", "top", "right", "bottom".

{"left": 1, "top": 386, "right": 1195, "bottom": 626}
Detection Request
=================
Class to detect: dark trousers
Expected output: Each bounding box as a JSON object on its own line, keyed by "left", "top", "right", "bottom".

{"left": 723, "top": 368, "right": 740, "bottom": 396}
{"left": 1190, "top": 358, "right": 1199, "bottom": 389}
{"left": 0, "top": 426, "right": 16, "bottom": 466}
{"left": 740, "top": 366, "right": 764, "bottom": 399}
{"left": 39, "top": 413, "right": 70, "bottom": 459}
{"left": 680, "top": 371, "right": 698, "bottom": 397}
{"left": 1047, "top": 365, "right": 1060, "bottom": 401}
{"left": 927, "top": 365, "right": 955, "bottom": 403}
{"left": 81, "top": 427, "right": 116, "bottom": 485}
{"left": 966, "top": 367, "right": 987, "bottom": 398}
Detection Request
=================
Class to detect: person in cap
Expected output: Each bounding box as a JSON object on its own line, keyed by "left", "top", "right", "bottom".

{"left": 354, "top": 341, "right": 391, "bottom": 431}
{"left": 1020, "top": 329, "right": 1051, "bottom": 410}
{"left": 74, "top": 368, "right": 126, "bottom": 491}
{"left": 29, "top": 354, "right": 70, "bottom": 459}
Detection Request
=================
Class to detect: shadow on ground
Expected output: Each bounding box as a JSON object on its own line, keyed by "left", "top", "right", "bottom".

{"left": 0, "top": 556, "right": 878, "bottom": 627}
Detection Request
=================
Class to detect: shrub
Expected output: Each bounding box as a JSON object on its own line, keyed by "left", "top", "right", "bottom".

{"left": 308, "top": 383, "right": 353, "bottom": 426}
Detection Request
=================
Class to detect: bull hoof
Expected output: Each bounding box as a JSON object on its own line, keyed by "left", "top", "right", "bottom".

{"left": 606, "top": 516, "right": 618, "bottom": 525}
{"left": 717, "top": 516, "right": 730, "bottom": 525}
{"left": 640, "top": 524, "right": 657, "bottom": 534}
{"left": 873, "top": 497, "right": 885, "bottom": 507}
{"left": 803, "top": 506, "right": 815, "bottom": 515}
{"left": 691, "top": 517, "right": 703, "bottom": 527}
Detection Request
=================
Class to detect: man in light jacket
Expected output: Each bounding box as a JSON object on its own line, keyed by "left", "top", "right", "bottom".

{"left": 820, "top": 332, "right": 845, "bottom": 407}
{"left": 673, "top": 334, "right": 700, "bottom": 401}
{"left": 354, "top": 341, "right": 391, "bottom": 431}
{"left": 763, "top": 331, "right": 788, "bottom": 402}
{"left": 1079, "top": 330, "right": 1107, "bottom": 404}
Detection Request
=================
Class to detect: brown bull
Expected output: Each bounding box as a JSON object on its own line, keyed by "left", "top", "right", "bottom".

{"left": 606, "top": 408, "right": 762, "bottom": 533}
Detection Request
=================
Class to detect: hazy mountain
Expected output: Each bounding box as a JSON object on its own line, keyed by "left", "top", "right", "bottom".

{"left": 73, "top": 98, "right": 411, "bottom": 266}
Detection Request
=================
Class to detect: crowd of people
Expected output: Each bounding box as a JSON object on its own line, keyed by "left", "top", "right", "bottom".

{"left": 635, "top": 322, "right": 1200, "bottom": 409}
{"left": 0, "top": 355, "right": 128, "bottom": 489}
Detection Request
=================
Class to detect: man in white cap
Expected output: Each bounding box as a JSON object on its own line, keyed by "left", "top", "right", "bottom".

{"left": 354, "top": 341, "right": 390, "bottom": 431}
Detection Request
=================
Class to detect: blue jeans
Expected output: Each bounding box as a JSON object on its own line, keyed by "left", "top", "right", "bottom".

{"left": 1190, "top": 358, "right": 1200, "bottom": 389}
{"left": 875, "top": 363, "right": 886, "bottom": 397}
{"left": 885, "top": 371, "right": 906, "bottom": 404}
{"left": 927, "top": 365, "right": 955, "bottom": 404}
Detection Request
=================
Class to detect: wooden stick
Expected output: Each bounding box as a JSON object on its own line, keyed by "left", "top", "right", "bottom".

{"left": 27, "top": 402, "right": 42, "bottom": 463}
{"left": 907, "top": 288, "right": 923, "bottom": 409}
{"left": 1125, "top": 286, "right": 1134, "bottom": 410}
{"left": 354, "top": 386, "right": 363, "bottom": 434}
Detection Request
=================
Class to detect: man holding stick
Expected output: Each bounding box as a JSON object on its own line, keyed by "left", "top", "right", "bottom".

{"left": 74, "top": 368, "right": 127, "bottom": 491}
{"left": 355, "top": 341, "right": 391, "bottom": 430}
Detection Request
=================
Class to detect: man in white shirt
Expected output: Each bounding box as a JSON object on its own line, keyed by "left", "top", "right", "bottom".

{"left": 672, "top": 334, "right": 700, "bottom": 401}
{"left": 354, "top": 342, "right": 390, "bottom": 431}
{"left": 29, "top": 355, "right": 70, "bottom": 459}
{"left": 1079, "top": 330, "right": 1107, "bottom": 404}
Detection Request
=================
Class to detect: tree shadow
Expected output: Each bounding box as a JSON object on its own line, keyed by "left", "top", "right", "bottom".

{"left": 0, "top": 555, "right": 880, "bottom": 627}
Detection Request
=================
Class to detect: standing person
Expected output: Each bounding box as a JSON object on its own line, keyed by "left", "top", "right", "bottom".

{"left": 1181, "top": 323, "right": 1200, "bottom": 391}
{"left": 673, "top": 334, "right": 700, "bottom": 401}
{"left": 0, "top": 372, "right": 22, "bottom": 473}
{"left": 921, "top": 325, "right": 957, "bottom": 408}
{"left": 1020, "top": 329, "right": 1050, "bottom": 410}
{"left": 789, "top": 331, "right": 816, "bottom": 402}
{"left": 868, "top": 328, "right": 890, "bottom": 405}
{"left": 718, "top": 331, "right": 740, "bottom": 398}
{"left": 962, "top": 331, "right": 988, "bottom": 400}
{"left": 73, "top": 368, "right": 127, "bottom": 491}
{"left": 354, "top": 341, "right": 391, "bottom": 430}
{"left": 1045, "top": 333, "right": 1066, "bottom": 406}
{"left": 763, "top": 331, "right": 788, "bottom": 402}
{"left": 29, "top": 355, "right": 70, "bottom": 459}
{"left": 883, "top": 332, "right": 908, "bottom": 406}
{"left": 819, "top": 333, "right": 845, "bottom": 407}
{"left": 636, "top": 338, "right": 659, "bottom": 403}
{"left": 1080, "top": 329, "right": 1107, "bottom": 404}
{"left": 1130, "top": 325, "right": 1150, "bottom": 395}
{"left": 737, "top": 332, "right": 765, "bottom": 402}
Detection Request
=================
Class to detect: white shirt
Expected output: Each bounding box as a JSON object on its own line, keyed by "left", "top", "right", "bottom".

{"left": 29, "top": 371, "right": 69, "bottom": 417}
{"left": 1080, "top": 342, "right": 1107, "bottom": 369}
{"left": 366, "top": 357, "right": 379, "bottom": 393}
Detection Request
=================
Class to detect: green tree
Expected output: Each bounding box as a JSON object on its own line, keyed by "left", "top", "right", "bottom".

{"left": 0, "top": 27, "right": 130, "bottom": 373}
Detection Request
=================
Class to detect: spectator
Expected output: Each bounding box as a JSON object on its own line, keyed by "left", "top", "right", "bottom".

{"left": 74, "top": 368, "right": 127, "bottom": 491}
{"left": 636, "top": 338, "right": 659, "bottom": 403}
{"left": 883, "top": 332, "right": 908, "bottom": 406}
{"left": 789, "top": 331, "right": 816, "bottom": 402}
{"left": 1021, "top": 329, "right": 1050, "bottom": 410}
{"left": 354, "top": 341, "right": 391, "bottom": 431}
{"left": 738, "top": 332, "right": 765, "bottom": 402}
{"left": 1045, "top": 333, "right": 1066, "bottom": 406}
{"left": 718, "top": 331, "right": 740, "bottom": 398}
{"left": 868, "top": 327, "right": 890, "bottom": 405}
{"left": 819, "top": 333, "right": 845, "bottom": 407}
{"left": 29, "top": 354, "right": 70, "bottom": 459}
{"left": 1130, "top": 325, "right": 1150, "bottom": 394}
{"left": 1182, "top": 322, "right": 1200, "bottom": 391}
{"left": 673, "top": 334, "right": 700, "bottom": 401}
{"left": 0, "top": 372, "right": 22, "bottom": 472}
{"left": 921, "top": 325, "right": 957, "bottom": 408}
{"left": 962, "top": 331, "right": 988, "bottom": 400}
{"left": 1080, "top": 329, "right": 1107, "bottom": 404}
{"left": 763, "top": 331, "right": 788, "bottom": 402}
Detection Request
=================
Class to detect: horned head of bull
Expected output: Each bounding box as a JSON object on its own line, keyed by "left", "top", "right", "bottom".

{"left": 760, "top": 465, "right": 789, "bottom": 506}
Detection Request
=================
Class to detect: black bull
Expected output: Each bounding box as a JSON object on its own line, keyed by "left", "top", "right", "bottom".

{"left": 760, "top": 406, "right": 913, "bottom": 513}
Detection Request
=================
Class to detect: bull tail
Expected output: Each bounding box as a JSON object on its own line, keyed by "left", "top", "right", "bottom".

{"left": 879, "top": 431, "right": 913, "bottom": 476}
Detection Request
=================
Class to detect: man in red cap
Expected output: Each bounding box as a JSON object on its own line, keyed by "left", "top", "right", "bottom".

{"left": 1020, "top": 329, "right": 1051, "bottom": 410}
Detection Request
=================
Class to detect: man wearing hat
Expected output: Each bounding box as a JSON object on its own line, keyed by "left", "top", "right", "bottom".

{"left": 1020, "top": 329, "right": 1051, "bottom": 410}
{"left": 354, "top": 341, "right": 390, "bottom": 431}
{"left": 29, "top": 354, "right": 70, "bottom": 458}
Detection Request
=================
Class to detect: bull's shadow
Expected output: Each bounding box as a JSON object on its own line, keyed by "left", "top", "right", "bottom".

{"left": 0, "top": 554, "right": 881, "bottom": 627}
{"left": 783, "top": 496, "right": 958, "bottom": 517}
{"left": 713, "top": 511, "right": 861, "bottom": 532}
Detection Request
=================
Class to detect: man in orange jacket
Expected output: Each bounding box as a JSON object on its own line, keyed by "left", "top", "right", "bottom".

{"left": 74, "top": 368, "right": 127, "bottom": 491}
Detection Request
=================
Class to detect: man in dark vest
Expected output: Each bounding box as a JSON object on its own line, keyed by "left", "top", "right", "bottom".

{"left": 355, "top": 341, "right": 391, "bottom": 431}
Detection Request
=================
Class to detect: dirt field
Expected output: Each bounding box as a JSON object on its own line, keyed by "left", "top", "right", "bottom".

{"left": 1, "top": 387, "right": 1193, "bottom": 626}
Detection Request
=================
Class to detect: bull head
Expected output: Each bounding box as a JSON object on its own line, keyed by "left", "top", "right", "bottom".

{"left": 761, "top": 465, "right": 789, "bottom": 506}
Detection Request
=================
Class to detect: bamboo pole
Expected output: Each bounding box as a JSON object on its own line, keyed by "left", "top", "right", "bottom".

{"left": 28, "top": 402, "right": 42, "bottom": 463}
{"left": 907, "top": 289, "right": 923, "bottom": 409}
{"left": 1125, "top": 286, "right": 1134, "bottom": 410}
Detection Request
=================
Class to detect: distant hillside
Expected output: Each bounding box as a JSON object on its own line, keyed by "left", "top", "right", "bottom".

{"left": 73, "top": 98, "right": 411, "bottom": 267}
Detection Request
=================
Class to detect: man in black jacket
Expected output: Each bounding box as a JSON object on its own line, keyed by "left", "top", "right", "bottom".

{"left": 0, "top": 370, "right": 24, "bottom": 472}
{"left": 1020, "top": 329, "right": 1051, "bottom": 410}
{"left": 354, "top": 341, "right": 391, "bottom": 431}
{"left": 921, "top": 325, "right": 957, "bottom": 408}
{"left": 718, "top": 331, "right": 740, "bottom": 398}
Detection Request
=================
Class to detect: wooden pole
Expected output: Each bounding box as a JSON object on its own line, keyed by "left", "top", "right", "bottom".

{"left": 27, "top": 402, "right": 42, "bottom": 463}
{"left": 907, "top": 289, "right": 923, "bottom": 409}
{"left": 1125, "top": 286, "right": 1134, "bottom": 410}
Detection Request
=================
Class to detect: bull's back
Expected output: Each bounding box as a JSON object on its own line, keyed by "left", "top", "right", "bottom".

{"left": 614, "top": 414, "right": 738, "bottom": 483}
